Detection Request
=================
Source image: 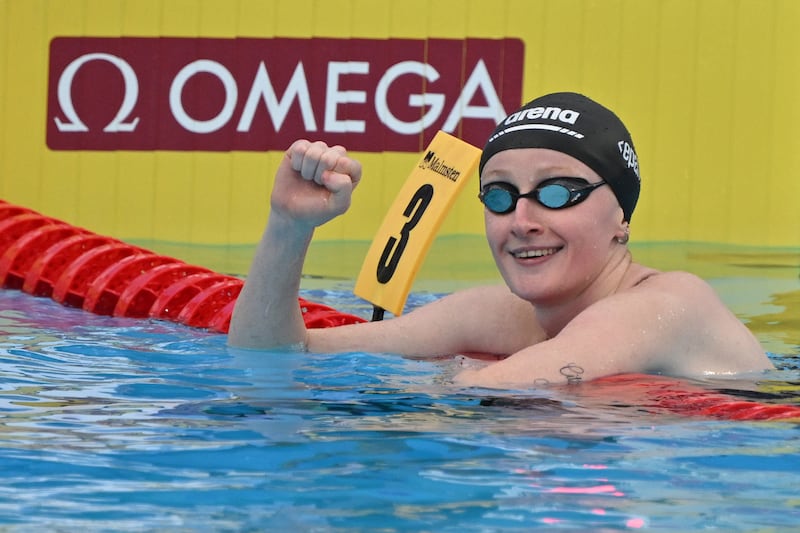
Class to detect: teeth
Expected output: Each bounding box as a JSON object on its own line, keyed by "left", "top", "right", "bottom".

{"left": 514, "top": 248, "right": 558, "bottom": 259}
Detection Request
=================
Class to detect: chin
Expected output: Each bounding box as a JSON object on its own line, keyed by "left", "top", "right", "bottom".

{"left": 505, "top": 269, "right": 568, "bottom": 303}
{"left": 504, "top": 277, "right": 545, "bottom": 303}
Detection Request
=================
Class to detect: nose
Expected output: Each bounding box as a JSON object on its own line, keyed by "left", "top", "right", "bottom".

{"left": 509, "top": 196, "right": 545, "bottom": 236}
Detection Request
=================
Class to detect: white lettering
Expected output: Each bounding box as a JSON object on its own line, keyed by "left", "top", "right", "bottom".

{"left": 170, "top": 60, "right": 238, "bottom": 134}
{"left": 54, "top": 52, "right": 140, "bottom": 132}
{"left": 375, "top": 61, "right": 444, "bottom": 135}
{"left": 505, "top": 105, "right": 581, "bottom": 126}
{"left": 617, "top": 140, "right": 640, "bottom": 179}
{"left": 560, "top": 109, "right": 579, "bottom": 124}
{"left": 236, "top": 61, "right": 317, "bottom": 132}
{"left": 54, "top": 52, "right": 511, "bottom": 139}
{"left": 527, "top": 107, "right": 544, "bottom": 120}
{"left": 541, "top": 107, "right": 561, "bottom": 120}
{"left": 325, "top": 61, "right": 369, "bottom": 133}
{"left": 442, "top": 60, "right": 506, "bottom": 132}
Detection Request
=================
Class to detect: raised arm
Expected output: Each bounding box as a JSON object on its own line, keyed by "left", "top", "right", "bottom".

{"left": 227, "top": 140, "right": 361, "bottom": 349}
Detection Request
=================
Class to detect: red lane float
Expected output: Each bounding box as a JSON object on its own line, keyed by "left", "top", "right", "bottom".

{"left": 83, "top": 254, "right": 180, "bottom": 315}
{"left": 0, "top": 224, "right": 88, "bottom": 289}
{"left": 592, "top": 374, "right": 800, "bottom": 422}
{"left": 114, "top": 263, "right": 213, "bottom": 318}
{"left": 23, "top": 234, "right": 116, "bottom": 297}
{"left": 150, "top": 273, "right": 236, "bottom": 321}
{"left": 176, "top": 277, "right": 244, "bottom": 329}
{"left": 0, "top": 200, "right": 366, "bottom": 332}
{"left": 52, "top": 242, "right": 147, "bottom": 308}
{"left": 0, "top": 213, "right": 58, "bottom": 252}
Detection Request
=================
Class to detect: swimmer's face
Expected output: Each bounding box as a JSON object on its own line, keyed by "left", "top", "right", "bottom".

{"left": 480, "top": 148, "right": 627, "bottom": 304}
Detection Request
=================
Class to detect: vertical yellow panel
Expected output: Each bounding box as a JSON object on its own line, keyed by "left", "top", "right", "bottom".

{"left": 643, "top": 0, "right": 698, "bottom": 242}
{"left": 311, "top": 0, "right": 353, "bottom": 34}
{"left": 615, "top": 0, "right": 659, "bottom": 243}
{"left": 187, "top": 153, "right": 232, "bottom": 244}
{"left": 423, "top": 0, "right": 467, "bottom": 38}
{"left": 227, "top": 151, "right": 273, "bottom": 244}
{"left": 3, "top": 0, "right": 48, "bottom": 208}
{"left": 75, "top": 152, "right": 117, "bottom": 232}
{"left": 727, "top": 0, "right": 773, "bottom": 245}
{"left": 236, "top": 0, "right": 277, "bottom": 37}
{"left": 152, "top": 153, "right": 193, "bottom": 243}
{"left": 580, "top": 0, "right": 622, "bottom": 95}
{"left": 274, "top": 0, "right": 314, "bottom": 37}
{"left": 767, "top": 0, "right": 800, "bottom": 247}
{"left": 84, "top": 0, "right": 123, "bottom": 34}
{"left": 197, "top": 0, "right": 239, "bottom": 37}
{"left": 690, "top": 0, "right": 736, "bottom": 242}
{"left": 0, "top": 0, "right": 10, "bottom": 200}
{"left": 47, "top": 0, "right": 88, "bottom": 32}
{"left": 159, "top": 0, "right": 201, "bottom": 35}
{"left": 116, "top": 152, "right": 157, "bottom": 239}
{"left": 539, "top": 0, "right": 586, "bottom": 93}
{"left": 465, "top": 0, "right": 508, "bottom": 38}
{"left": 352, "top": 0, "right": 391, "bottom": 38}
{"left": 120, "top": 0, "right": 164, "bottom": 35}
{"left": 388, "top": 0, "right": 429, "bottom": 37}
{"left": 504, "top": 0, "right": 544, "bottom": 94}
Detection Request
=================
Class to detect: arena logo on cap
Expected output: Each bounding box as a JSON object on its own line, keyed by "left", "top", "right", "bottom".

{"left": 504, "top": 106, "right": 580, "bottom": 126}
{"left": 46, "top": 37, "right": 525, "bottom": 152}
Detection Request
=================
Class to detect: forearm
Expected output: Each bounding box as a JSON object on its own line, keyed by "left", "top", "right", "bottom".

{"left": 227, "top": 212, "right": 313, "bottom": 349}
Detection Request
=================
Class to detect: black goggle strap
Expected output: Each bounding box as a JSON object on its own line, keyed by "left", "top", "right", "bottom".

{"left": 559, "top": 180, "right": 606, "bottom": 205}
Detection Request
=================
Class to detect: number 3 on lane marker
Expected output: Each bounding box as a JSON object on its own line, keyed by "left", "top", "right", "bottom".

{"left": 354, "top": 131, "right": 481, "bottom": 319}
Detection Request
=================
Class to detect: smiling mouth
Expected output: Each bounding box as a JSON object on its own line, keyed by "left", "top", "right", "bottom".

{"left": 511, "top": 247, "right": 560, "bottom": 259}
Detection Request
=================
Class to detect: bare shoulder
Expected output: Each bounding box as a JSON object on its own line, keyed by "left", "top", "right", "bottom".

{"left": 636, "top": 269, "right": 713, "bottom": 291}
{"left": 621, "top": 269, "right": 741, "bottom": 334}
{"left": 621, "top": 269, "right": 771, "bottom": 374}
{"left": 629, "top": 270, "right": 739, "bottom": 320}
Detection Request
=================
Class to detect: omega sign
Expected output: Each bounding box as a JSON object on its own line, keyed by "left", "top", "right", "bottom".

{"left": 46, "top": 37, "right": 524, "bottom": 152}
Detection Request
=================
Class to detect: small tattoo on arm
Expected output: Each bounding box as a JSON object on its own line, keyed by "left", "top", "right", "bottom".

{"left": 559, "top": 363, "right": 585, "bottom": 385}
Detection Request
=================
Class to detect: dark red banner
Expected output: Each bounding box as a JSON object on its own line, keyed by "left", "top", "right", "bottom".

{"left": 46, "top": 37, "right": 524, "bottom": 152}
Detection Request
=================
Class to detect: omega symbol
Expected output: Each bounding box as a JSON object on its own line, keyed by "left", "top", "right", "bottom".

{"left": 54, "top": 52, "right": 140, "bottom": 132}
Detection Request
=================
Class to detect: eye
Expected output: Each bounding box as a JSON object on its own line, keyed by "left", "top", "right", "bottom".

{"left": 479, "top": 182, "right": 519, "bottom": 214}
{"left": 536, "top": 183, "right": 571, "bottom": 208}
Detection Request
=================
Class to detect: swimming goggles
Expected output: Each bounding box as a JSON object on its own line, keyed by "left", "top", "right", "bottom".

{"left": 478, "top": 177, "right": 607, "bottom": 215}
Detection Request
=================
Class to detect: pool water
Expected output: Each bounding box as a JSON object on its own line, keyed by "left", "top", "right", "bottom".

{"left": 1, "top": 242, "right": 799, "bottom": 531}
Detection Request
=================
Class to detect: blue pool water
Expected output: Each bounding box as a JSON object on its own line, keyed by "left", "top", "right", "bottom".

{"left": 1, "top": 250, "right": 800, "bottom": 531}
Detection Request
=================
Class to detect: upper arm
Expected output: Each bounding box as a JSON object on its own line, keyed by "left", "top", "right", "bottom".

{"left": 307, "top": 284, "right": 545, "bottom": 357}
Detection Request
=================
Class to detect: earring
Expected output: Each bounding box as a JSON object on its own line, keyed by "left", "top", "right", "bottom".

{"left": 616, "top": 225, "right": 630, "bottom": 244}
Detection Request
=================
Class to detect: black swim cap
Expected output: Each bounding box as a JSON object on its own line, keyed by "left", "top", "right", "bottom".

{"left": 479, "top": 92, "right": 641, "bottom": 221}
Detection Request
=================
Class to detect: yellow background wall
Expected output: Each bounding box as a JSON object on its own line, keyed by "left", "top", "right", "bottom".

{"left": 1, "top": 0, "right": 799, "bottom": 249}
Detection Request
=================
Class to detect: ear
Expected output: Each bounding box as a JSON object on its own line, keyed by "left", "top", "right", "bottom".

{"left": 615, "top": 219, "right": 630, "bottom": 245}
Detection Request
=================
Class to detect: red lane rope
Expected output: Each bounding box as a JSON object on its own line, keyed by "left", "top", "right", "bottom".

{"left": 1, "top": 200, "right": 796, "bottom": 422}
{"left": 592, "top": 374, "right": 800, "bottom": 422}
{"left": 0, "top": 200, "right": 365, "bottom": 332}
